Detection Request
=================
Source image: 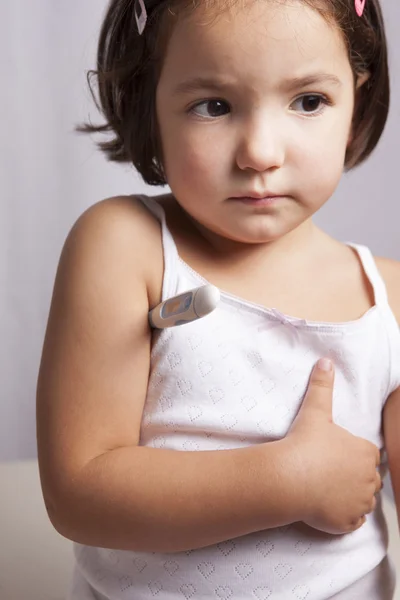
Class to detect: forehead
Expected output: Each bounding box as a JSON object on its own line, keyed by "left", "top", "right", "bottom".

{"left": 160, "top": 0, "right": 351, "bottom": 90}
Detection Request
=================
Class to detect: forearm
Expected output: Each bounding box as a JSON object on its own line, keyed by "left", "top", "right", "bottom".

{"left": 53, "top": 441, "right": 300, "bottom": 553}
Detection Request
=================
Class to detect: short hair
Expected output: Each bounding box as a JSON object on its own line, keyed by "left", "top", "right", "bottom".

{"left": 78, "top": 0, "right": 390, "bottom": 185}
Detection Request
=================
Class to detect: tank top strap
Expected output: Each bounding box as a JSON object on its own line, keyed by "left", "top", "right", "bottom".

{"left": 346, "top": 242, "right": 389, "bottom": 306}
{"left": 347, "top": 242, "right": 400, "bottom": 394}
{"left": 136, "top": 194, "right": 179, "bottom": 301}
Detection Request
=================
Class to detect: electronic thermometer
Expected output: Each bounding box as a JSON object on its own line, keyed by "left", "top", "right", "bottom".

{"left": 149, "top": 284, "right": 220, "bottom": 329}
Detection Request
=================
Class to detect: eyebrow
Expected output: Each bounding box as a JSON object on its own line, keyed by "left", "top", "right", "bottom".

{"left": 281, "top": 73, "right": 343, "bottom": 92}
{"left": 173, "top": 73, "right": 343, "bottom": 96}
{"left": 173, "top": 77, "right": 238, "bottom": 96}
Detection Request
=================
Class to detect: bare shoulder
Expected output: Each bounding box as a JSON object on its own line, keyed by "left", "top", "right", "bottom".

{"left": 374, "top": 255, "right": 400, "bottom": 325}
{"left": 62, "top": 195, "right": 164, "bottom": 306}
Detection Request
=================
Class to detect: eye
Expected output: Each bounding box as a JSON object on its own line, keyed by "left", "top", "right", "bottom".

{"left": 291, "top": 94, "right": 331, "bottom": 116}
{"left": 190, "top": 99, "right": 230, "bottom": 119}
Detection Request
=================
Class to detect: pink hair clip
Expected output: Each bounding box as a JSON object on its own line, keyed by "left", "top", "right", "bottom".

{"left": 135, "top": 0, "right": 147, "bottom": 35}
{"left": 355, "top": 0, "right": 366, "bottom": 17}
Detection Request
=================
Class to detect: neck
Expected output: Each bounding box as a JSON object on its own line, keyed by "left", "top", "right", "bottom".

{"left": 186, "top": 212, "right": 322, "bottom": 270}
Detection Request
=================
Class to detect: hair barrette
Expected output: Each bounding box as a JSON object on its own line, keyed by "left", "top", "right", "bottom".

{"left": 135, "top": 0, "right": 148, "bottom": 35}
{"left": 355, "top": 0, "right": 366, "bottom": 17}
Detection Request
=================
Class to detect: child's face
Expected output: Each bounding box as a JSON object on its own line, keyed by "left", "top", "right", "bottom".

{"left": 156, "top": 0, "right": 356, "bottom": 245}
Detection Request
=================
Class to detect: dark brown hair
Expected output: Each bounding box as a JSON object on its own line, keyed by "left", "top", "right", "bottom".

{"left": 79, "top": 0, "right": 390, "bottom": 185}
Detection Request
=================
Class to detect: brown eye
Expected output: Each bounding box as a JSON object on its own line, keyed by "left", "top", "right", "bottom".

{"left": 302, "top": 95, "right": 323, "bottom": 112}
{"left": 191, "top": 99, "right": 230, "bottom": 118}
{"left": 291, "top": 94, "right": 329, "bottom": 116}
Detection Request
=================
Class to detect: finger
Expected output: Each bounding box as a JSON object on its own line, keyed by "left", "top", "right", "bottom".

{"left": 365, "top": 496, "right": 377, "bottom": 514}
{"left": 375, "top": 473, "right": 382, "bottom": 494}
{"left": 300, "top": 359, "right": 335, "bottom": 416}
{"left": 376, "top": 447, "right": 381, "bottom": 467}
{"left": 351, "top": 515, "right": 366, "bottom": 532}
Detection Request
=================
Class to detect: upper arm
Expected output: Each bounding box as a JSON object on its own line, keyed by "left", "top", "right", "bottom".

{"left": 36, "top": 196, "right": 163, "bottom": 513}
{"left": 378, "top": 256, "right": 400, "bottom": 518}
{"left": 383, "top": 388, "right": 400, "bottom": 521}
{"left": 375, "top": 256, "right": 400, "bottom": 323}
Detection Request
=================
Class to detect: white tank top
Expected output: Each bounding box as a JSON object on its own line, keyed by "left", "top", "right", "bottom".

{"left": 69, "top": 194, "right": 400, "bottom": 600}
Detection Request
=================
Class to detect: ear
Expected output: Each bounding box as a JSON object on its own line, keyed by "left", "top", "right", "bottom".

{"left": 347, "top": 71, "right": 371, "bottom": 147}
{"left": 356, "top": 70, "right": 370, "bottom": 90}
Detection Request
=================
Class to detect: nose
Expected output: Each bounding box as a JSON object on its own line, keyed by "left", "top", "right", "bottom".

{"left": 236, "top": 117, "right": 285, "bottom": 172}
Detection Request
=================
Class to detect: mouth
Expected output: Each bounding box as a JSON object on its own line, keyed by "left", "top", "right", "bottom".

{"left": 232, "top": 192, "right": 282, "bottom": 199}
{"left": 229, "top": 194, "right": 286, "bottom": 206}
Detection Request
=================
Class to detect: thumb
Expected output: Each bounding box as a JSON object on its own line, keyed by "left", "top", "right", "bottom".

{"left": 301, "top": 358, "right": 335, "bottom": 417}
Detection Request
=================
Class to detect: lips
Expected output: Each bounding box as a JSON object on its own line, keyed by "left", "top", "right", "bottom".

{"left": 229, "top": 193, "right": 286, "bottom": 207}
{"left": 232, "top": 192, "right": 282, "bottom": 199}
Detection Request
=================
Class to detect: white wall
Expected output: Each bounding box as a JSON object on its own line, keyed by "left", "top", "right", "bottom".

{"left": 1, "top": 0, "right": 399, "bottom": 461}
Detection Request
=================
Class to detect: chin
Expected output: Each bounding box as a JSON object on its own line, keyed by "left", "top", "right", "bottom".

{"left": 221, "top": 227, "right": 287, "bottom": 246}
{"left": 235, "top": 221, "right": 295, "bottom": 241}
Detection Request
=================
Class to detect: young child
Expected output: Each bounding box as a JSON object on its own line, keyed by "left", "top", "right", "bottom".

{"left": 36, "top": 0, "right": 400, "bottom": 598}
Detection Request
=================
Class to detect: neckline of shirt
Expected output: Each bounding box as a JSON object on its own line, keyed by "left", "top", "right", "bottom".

{"left": 178, "top": 256, "right": 380, "bottom": 333}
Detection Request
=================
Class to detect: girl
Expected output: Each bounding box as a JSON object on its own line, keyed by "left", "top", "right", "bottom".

{"left": 36, "top": 0, "right": 400, "bottom": 598}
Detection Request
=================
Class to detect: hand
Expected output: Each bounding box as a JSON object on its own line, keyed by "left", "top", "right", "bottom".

{"left": 285, "top": 358, "right": 381, "bottom": 535}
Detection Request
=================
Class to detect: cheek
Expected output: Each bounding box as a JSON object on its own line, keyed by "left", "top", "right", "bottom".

{"left": 295, "top": 121, "right": 349, "bottom": 184}
{"left": 163, "top": 129, "right": 225, "bottom": 188}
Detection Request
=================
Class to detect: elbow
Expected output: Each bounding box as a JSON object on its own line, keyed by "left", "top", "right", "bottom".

{"left": 42, "top": 493, "right": 70, "bottom": 538}
{"left": 42, "top": 488, "right": 87, "bottom": 545}
{"left": 49, "top": 506, "right": 90, "bottom": 546}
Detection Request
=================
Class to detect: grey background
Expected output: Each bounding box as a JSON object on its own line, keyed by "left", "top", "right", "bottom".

{"left": 1, "top": 0, "right": 399, "bottom": 462}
